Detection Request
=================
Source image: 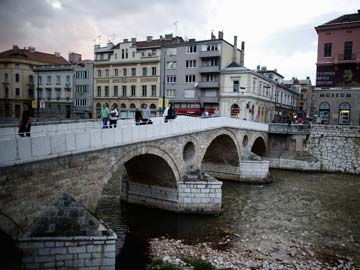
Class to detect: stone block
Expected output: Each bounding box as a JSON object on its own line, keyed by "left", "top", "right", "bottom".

{"left": 68, "top": 245, "right": 87, "bottom": 253}
{"left": 45, "top": 242, "right": 55, "bottom": 247}
{"left": 34, "top": 255, "right": 55, "bottom": 263}
{"left": 0, "top": 139, "right": 17, "bottom": 163}
{"left": 38, "top": 247, "right": 50, "bottom": 255}
{"left": 65, "top": 133, "right": 76, "bottom": 151}
{"left": 31, "top": 136, "right": 51, "bottom": 157}
{"left": 56, "top": 254, "right": 74, "bottom": 261}
{"left": 89, "top": 129, "right": 102, "bottom": 148}
{"left": 50, "top": 134, "right": 66, "bottom": 154}
{"left": 50, "top": 247, "right": 67, "bottom": 255}
{"left": 75, "top": 132, "right": 90, "bottom": 150}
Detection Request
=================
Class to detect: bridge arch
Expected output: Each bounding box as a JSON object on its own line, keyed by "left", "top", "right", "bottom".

{"left": 251, "top": 136, "right": 267, "bottom": 157}
{"left": 201, "top": 130, "right": 240, "bottom": 167}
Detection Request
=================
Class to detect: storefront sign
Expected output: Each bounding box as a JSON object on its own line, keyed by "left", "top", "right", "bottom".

{"left": 316, "top": 63, "right": 360, "bottom": 87}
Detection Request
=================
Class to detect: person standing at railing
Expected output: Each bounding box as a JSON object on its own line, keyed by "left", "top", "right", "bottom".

{"left": 109, "top": 105, "right": 119, "bottom": 128}
{"left": 163, "top": 103, "right": 176, "bottom": 123}
{"left": 18, "top": 103, "right": 33, "bottom": 137}
{"left": 135, "top": 108, "right": 142, "bottom": 126}
{"left": 141, "top": 104, "right": 151, "bottom": 124}
{"left": 298, "top": 118, "right": 304, "bottom": 131}
{"left": 100, "top": 104, "right": 110, "bottom": 129}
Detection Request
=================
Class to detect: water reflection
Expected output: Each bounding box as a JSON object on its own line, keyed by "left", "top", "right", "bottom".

{"left": 96, "top": 169, "right": 360, "bottom": 269}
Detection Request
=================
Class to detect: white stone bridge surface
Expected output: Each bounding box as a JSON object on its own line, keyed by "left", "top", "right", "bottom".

{"left": 0, "top": 116, "right": 270, "bottom": 238}
{"left": 0, "top": 116, "right": 268, "bottom": 167}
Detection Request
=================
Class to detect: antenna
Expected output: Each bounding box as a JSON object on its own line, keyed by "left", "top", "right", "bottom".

{"left": 174, "top": 21, "right": 178, "bottom": 36}
{"left": 97, "top": 35, "right": 102, "bottom": 45}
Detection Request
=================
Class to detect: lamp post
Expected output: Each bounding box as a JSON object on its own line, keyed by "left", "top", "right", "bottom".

{"left": 36, "top": 65, "right": 40, "bottom": 121}
{"left": 162, "top": 47, "right": 166, "bottom": 113}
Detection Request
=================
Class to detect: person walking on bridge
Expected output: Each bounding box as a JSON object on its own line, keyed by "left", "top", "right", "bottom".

{"left": 18, "top": 103, "right": 33, "bottom": 137}
{"left": 100, "top": 104, "right": 110, "bottom": 129}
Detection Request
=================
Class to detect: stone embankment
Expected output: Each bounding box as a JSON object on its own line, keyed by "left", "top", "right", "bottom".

{"left": 149, "top": 237, "right": 357, "bottom": 270}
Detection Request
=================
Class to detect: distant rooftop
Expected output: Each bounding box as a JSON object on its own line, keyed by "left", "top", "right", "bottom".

{"left": 0, "top": 46, "right": 69, "bottom": 64}
{"left": 316, "top": 10, "right": 360, "bottom": 29}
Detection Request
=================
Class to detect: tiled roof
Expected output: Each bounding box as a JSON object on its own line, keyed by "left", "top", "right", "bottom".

{"left": 317, "top": 11, "right": 360, "bottom": 28}
{"left": 135, "top": 37, "right": 183, "bottom": 49}
{"left": 0, "top": 48, "right": 69, "bottom": 64}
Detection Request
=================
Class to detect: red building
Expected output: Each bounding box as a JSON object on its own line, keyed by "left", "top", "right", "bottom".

{"left": 313, "top": 10, "right": 360, "bottom": 125}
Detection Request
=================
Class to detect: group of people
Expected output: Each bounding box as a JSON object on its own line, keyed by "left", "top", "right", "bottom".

{"left": 100, "top": 104, "right": 119, "bottom": 128}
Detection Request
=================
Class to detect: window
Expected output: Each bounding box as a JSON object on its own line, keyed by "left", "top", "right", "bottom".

{"left": 186, "top": 60, "right": 196, "bottom": 68}
{"left": 15, "top": 74, "right": 20, "bottom": 83}
{"left": 203, "top": 44, "right": 218, "bottom": 51}
{"left": 166, "top": 48, "right": 177, "bottom": 56}
{"left": 131, "top": 68, "right": 136, "bottom": 77}
{"left": 47, "top": 75, "right": 51, "bottom": 85}
{"left": 15, "top": 64, "right": 20, "bottom": 69}
{"left": 46, "top": 88, "right": 51, "bottom": 100}
{"left": 186, "top": 45, "right": 197, "bottom": 53}
{"left": 142, "top": 85, "right": 147, "bottom": 96}
{"left": 4, "top": 73, "right": 8, "bottom": 82}
{"left": 166, "top": 89, "right": 176, "bottom": 97}
{"left": 338, "top": 102, "right": 350, "bottom": 125}
{"left": 123, "top": 68, "right": 127, "bottom": 76}
{"left": 97, "top": 70, "right": 102, "bottom": 77}
{"left": 56, "top": 75, "right": 60, "bottom": 84}
{"left": 115, "top": 53, "right": 118, "bottom": 59}
{"left": 105, "top": 69, "right": 109, "bottom": 77}
{"left": 233, "top": 80, "right": 239, "bottom": 92}
{"left": 206, "top": 74, "right": 215, "bottom": 82}
{"left": 97, "top": 86, "right": 101, "bottom": 97}
{"left": 15, "top": 88, "right": 20, "bottom": 96}
{"left": 121, "top": 49, "right": 125, "bottom": 59}
{"left": 113, "top": 86, "right": 118, "bottom": 97}
{"left": 184, "top": 89, "right": 195, "bottom": 98}
{"left": 166, "top": 75, "right": 176, "bottom": 83}
{"left": 38, "top": 76, "right": 42, "bottom": 85}
{"left": 185, "top": 75, "right": 196, "bottom": 83}
{"left": 319, "top": 102, "right": 330, "bottom": 124}
{"left": 122, "top": 86, "right": 127, "bottom": 97}
{"left": 151, "top": 85, "right": 156, "bottom": 96}
{"left": 152, "top": 67, "right": 156, "bottom": 76}
{"left": 104, "top": 86, "right": 109, "bottom": 97}
{"left": 344, "top": 41, "right": 353, "bottom": 60}
{"left": 66, "top": 75, "right": 70, "bottom": 83}
{"left": 166, "top": 61, "right": 176, "bottom": 69}
{"left": 131, "top": 85, "right": 136, "bottom": 96}
{"left": 324, "top": 43, "right": 332, "bottom": 57}
{"left": 143, "top": 67, "right": 147, "bottom": 76}
{"left": 115, "top": 69, "right": 118, "bottom": 77}
{"left": 125, "top": 49, "right": 128, "bottom": 58}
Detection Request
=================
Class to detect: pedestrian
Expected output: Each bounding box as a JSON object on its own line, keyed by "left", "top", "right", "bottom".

{"left": 213, "top": 107, "right": 219, "bottom": 116}
{"left": 109, "top": 105, "right": 119, "bottom": 128}
{"left": 18, "top": 103, "right": 33, "bottom": 137}
{"left": 100, "top": 104, "right": 110, "bottom": 128}
{"left": 163, "top": 103, "right": 176, "bottom": 123}
{"left": 141, "top": 104, "right": 151, "bottom": 124}
{"left": 135, "top": 108, "right": 142, "bottom": 125}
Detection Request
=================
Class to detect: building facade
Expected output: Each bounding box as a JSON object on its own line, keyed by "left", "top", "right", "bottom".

{"left": 33, "top": 64, "right": 74, "bottom": 119}
{"left": 69, "top": 53, "right": 94, "bottom": 119}
{"left": 313, "top": 10, "right": 360, "bottom": 125}
{"left": 0, "top": 46, "right": 68, "bottom": 118}
{"left": 220, "top": 65, "right": 298, "bottom": 123}
{"left": 93, "top": 35, "right": 183, "bottom": 119}
{"left": 161, "top": 32, "right": 244, "bottom": 115}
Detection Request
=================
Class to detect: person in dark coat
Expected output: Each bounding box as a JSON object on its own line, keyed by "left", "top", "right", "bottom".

{"left": 135, "top": 108, "right": 142, "bottom": 125}
{"left": 18, "top": 103, "right": 33, "bottom": 137}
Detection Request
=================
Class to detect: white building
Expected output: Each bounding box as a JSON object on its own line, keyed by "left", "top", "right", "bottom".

{"left": 33, "top": 64, "right": 74, "bottom": 119}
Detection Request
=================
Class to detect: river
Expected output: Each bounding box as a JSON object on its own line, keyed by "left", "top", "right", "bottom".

{"left": 96, "top": 169, "right": 360, "bottom": 269}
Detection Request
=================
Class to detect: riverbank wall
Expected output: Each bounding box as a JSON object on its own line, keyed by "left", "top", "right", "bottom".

{"left": 268, "top": 125, "right": 360, "bottom": 174}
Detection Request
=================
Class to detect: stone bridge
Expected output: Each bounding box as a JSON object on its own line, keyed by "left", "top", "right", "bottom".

{"left": 0, "top": 117, "right": 269, "bottom": 238}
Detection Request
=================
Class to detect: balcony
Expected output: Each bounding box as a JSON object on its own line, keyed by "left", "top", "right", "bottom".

{"left": 335, "top": 53, "right": 359, "bottom": 63}
{"left": 199, "top": 65, "right": 220, "bottom": 73}
{"left": 199, "top": 50, "right": 220, "bottom": 58}
{"left": 198, "top": 81, "right": 219, "bottom": 88}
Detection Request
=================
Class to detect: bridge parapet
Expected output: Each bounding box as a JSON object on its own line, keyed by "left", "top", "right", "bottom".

{"left": 268, "top": 123, "right": 310, "bottom": 135}
{"left": 0, "top": 117, "right": 268, "bottom": 167}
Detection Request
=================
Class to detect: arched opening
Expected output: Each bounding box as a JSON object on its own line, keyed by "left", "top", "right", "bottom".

{"left": 183, "top": 142, "right": 195, "bottom": 162}
{"left": 124, "top": 154, "right": 177, "bottom": 188}
{"left": 242, "top": 135, "right": 248, "bottom": 148}
{"left": 202, "top": 134, "right": 239, "bottom": 166}
{"left": 230, "top": 104, "right": 239, "bottom": 118}
{"left": 95, "top": 103, "right": 101, "bottom": 117}
{"left": 338, "top": 102, "right": 350, "bottom": 125}
{"left": 319, "top": 102, "right": 330, "bottom": 124}
{"left": 150, "top": 103, "right": 157, "bottom": 116}
{"left": 251, "top": 137, "right": 267, "bottom": 157}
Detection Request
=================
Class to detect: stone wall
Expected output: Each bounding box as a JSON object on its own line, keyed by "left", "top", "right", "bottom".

{"left": 239, "top": 161, "right": 269, "bottom": 180}
{"left": 18, "top": 236, "right": 116, "bottom": 270}
{"left": 268, "top": 158, "right": 321, "bottom": 171}
{"left": 306, "top": 125, "right": 360, "bottom": 174}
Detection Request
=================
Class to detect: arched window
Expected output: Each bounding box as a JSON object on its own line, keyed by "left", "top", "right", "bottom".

{"left": 338, "top": 102, "right": 350, "bottom": 125}
{"left": 141, "top": 103, "right": 147, "bottom": 108}
{"left": 130, "top": 103, "right": 136, "bottom": 110}
{"left": 319, "top": 102, "right": 330, "bottom": 124}
{"left": 112, "top": 103, "right": 118, "bottom": 109}
{"left": 95, "top": 103, "right": 101, "bottom": 117}
{"left": 120, "top": 103, "right": 126, "bottom": 109}
{"left": 230, "top": 104, "right": 239, "bottom": 118}
{"left": 150, "top": 103, "right": 157, "bottom": 116}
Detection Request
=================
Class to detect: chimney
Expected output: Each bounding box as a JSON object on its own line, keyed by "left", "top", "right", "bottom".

{"left": 240, "top": 41, "right": 245, "bottom": 67}
{"left": 218, "top": 31, "right": 224, "bottom": 39}
{"left": 358, "top": 9, "right": 360, "bottom": 14}
{"left": 232, "top": 36, "right": 238, "bottom": 64}
{"left": 165, "top": 34, "right": 173, "bottom": 39}
{"left": 257, "top": 65, "right": 260, "bottom": 71}
{"left": 54, "top": 52, "right": 61, "bottom": 57}
{"left": 12, "top": 45, "right": 19, "bottom": 50}
{"left": 211, "top": 31, "right": 216, "bottom": 40}
{"left": 261, "top": 66, "right": 267, "bottom": 71}
{"left": 123, "top": 39, "right": 129, "bottom": 43}
{"left": 146, "top": 36, "right": 153, "bottom": 42}
{"left": 131, "top": 38, "right": 136, "bottom": 44}
{"left": 306, "top": 76, "right": 310, "bottom": 80}
{"left": 274, "top": 68, "right": 277, "bottom": 73}
{"left": 28, "top": 46, "right": 36, "bottom": 52}
{"left": 107, "top": 42, "right": 114, "bottom": 49}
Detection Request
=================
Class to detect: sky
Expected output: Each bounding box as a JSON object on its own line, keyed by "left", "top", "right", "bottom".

{"left": 0, "top": 0, "right": 359, "bottom": 82}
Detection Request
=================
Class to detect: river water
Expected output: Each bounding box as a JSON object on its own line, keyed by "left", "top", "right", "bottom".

{"left": 96, "top": 169, "right": 360, "bottom": 269}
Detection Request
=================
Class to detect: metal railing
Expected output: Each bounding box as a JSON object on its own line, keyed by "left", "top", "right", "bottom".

{"left": 268, "top": 123, "right": 310, "bottom": 134}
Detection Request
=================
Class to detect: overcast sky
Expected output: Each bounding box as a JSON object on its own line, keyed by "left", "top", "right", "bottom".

{"left": 0, "top": 0, "right": 359, "bottom": 82}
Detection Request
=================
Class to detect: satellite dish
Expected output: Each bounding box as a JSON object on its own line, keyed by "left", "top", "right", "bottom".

{"left": 194, "top": 82, "right": 199, "bottom": 88}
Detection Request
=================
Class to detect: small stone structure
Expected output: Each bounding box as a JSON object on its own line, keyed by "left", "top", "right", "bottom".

{"left": 18, "top": 193, "right": 117, "bottom": 270}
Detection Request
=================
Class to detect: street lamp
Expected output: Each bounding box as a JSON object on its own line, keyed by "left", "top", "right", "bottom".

{"left": 161, "top": 47, "right": 166, "bottom": 113}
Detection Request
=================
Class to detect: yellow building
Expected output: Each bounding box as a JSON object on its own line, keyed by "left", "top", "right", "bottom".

{"left": 0, "top": 46, "right": 68, "bottom": 118}
{"left": 93, "top": 35, "right": 183, "bottom": 118}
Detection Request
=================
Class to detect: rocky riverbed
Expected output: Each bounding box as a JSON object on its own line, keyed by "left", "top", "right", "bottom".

{"left": 149, "top": 237, "right": 357, "bottom": 270}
